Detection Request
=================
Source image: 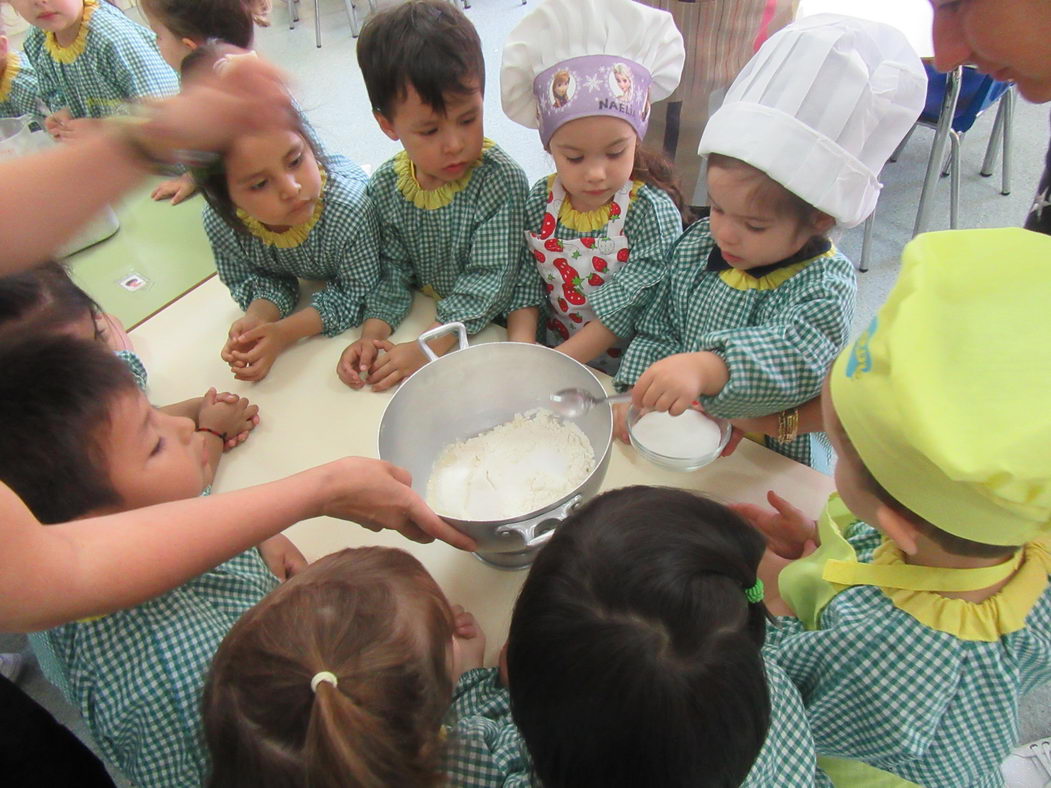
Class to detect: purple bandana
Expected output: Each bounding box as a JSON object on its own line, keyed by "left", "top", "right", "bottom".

{"left": 532, "top": 55, "right": 653, "bottom": 146}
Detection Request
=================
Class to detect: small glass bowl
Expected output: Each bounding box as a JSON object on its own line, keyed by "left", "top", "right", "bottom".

{"left": 627, "top": 406, "right": 732, "bottom": 472}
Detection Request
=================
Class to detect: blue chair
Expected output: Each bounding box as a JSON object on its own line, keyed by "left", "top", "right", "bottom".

{"left": 912, "top": 63, "right": 1015, "bottom": 234}
{"left": 861, "top": 65, "right": 1014, "bottom": 271}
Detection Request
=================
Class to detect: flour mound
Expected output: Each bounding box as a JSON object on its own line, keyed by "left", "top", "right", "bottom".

{"left": 426, "top": 409, "right": 596, "bottom": 521}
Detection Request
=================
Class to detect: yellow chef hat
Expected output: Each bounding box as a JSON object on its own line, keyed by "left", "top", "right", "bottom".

{"left": 830, "top": 228, "right": 1051, "bottom": 545}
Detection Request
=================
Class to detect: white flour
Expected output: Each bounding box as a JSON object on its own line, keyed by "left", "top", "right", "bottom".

{"left": 632, "top": 410, "right": 723, "bottom": 459}
{"left": 426, "top": 409, "right": 595, "bottom": 521}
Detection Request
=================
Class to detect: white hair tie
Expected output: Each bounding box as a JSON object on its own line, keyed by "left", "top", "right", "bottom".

{"left": 310, "top": 671, "right": 339, "bottom": 693}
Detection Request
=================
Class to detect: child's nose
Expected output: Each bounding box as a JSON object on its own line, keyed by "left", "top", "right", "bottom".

{"left": 931, "top": 12, "right": 970, "bottom": 73}
{"left": 279, "top": 174, "right": 301, "bottom": 199}
{"left": 442, "top": 129, "right": 464, "bottom": 155}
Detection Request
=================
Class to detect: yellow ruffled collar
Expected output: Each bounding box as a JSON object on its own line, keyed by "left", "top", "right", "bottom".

{"left": 394, "top": 138, "right": 493, "bottom": 211}
{"left": 719, "top": 248, "right": 835, "bottom": 292}
{"left": 43, "top": 0, "right": 97, "bottom": 64}
{"left": 556, "top": 176, "right": 642, "bottom": 232}
{"left": 868, "top": 538, "right": 1051, "bottom": 641}
{"left": 237, "top": 167, "right": 327, "bottom": 248}
{"left": 0, "top": 54, "right": 20, "bottom": 102}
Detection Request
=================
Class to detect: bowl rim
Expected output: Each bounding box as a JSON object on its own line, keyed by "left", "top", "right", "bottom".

{"left": 626, "top": 406, "right": 731, "bottom": 471}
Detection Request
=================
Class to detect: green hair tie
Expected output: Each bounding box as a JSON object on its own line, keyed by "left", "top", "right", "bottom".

{"left": 744, "top": 579, "right": 764, "bottom": 604}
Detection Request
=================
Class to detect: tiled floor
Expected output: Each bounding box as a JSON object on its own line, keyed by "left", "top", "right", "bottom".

{"left": 5, "top": 0, "right": 1051, "bottom": 783}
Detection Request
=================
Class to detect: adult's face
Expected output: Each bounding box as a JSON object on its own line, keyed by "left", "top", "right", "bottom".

{"left": 930, "top": 0, "right": 1051, "bottom": 102}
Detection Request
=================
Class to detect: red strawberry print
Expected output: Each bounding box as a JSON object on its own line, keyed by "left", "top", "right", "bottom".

{"left": 608, "top": 201, "right": 622, "bottom": 217}
{"left": 607, "top": 347, "right": 622, "bottom": 358}
{"left": 592, "top": 257, "right": 608, "bottom": 272}
{"left": 554, "top": 260, "right": 580, "bottom": 285}
{"left": 569, "top": 313, "right": 583, "bottom": 324}
{"left": 557, "top": 297, "right": 569, "bottom": 313}
{"left": 544, "top": 282, "right": 554, "bottom": 293}
{"left": 539, "top": 213, "right": 556, "bottom": 238}
{"left": 544, "top": 238, "right": 564, "bottom": 252}
{"left": 546, "top": 190, "right": 554, "bottom": 204}
{"left": 548, "top": 318, "right": 570, "bottom": 341}
{"left": 533, "top": 249, "right": 546, "bottom": 263}
{"left": 617, "top": 248, "right": 629, "bottom": 263}
{"left": 563, "top": 284, "right": 586, "bottom": 306}
{"left": 588, "top": 273, "right": 604, "bottom": 287}
{"left": 580, "top": 237, "right": 596, "bottom": 249}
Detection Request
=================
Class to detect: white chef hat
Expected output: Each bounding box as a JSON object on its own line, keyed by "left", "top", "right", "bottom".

{"left": 501, "top": 0, "right": 684, "bottom": 147}
{"left": 698, "top": 14, "right": 926, "bottom": 228}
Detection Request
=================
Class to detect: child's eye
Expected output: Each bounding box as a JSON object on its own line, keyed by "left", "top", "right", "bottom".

{"left": 419, "top": 128, "right": 437, "bottom": 137}
{"left": 565, "top": 156, "right": 583, "bottom": 164}
{"left": 745, "top": 224, "right": 768, "bottom": 233}
{"left": 249, "top": 179, "right": 268, "bottom": 191}
{"left": 150, "top": 438, "right": 165, "bottom": 457}
{"left": 460, "top": 115, "right": 477, "bottom": 126}
{"left": 710, "top": 205, "right": 724, "bottom": 215}
{"left": 607, "top": 149, "right": 626, "bottom": 159}
{"left": 289, "top": 154, "right": 303, "bottom": 168}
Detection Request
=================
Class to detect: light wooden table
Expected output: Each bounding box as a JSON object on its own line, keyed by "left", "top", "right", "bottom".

{"left": 131, "top": 278, "right": 835, "bottom": 660}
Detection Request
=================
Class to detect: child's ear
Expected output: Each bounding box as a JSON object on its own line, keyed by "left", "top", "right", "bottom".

{"left": 180, "top": 37, "right": 198, "bottom": 52}
{"left": 874, "top": 504, "right": 919, "bottom": 556}
{"left": 811, "top": 211, "right": 836, "bottom": 236}
{"left": 374, "top": 111, "right": 399, "bottom": 142}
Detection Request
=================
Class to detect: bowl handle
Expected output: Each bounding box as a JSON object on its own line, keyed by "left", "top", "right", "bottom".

{"left": 494, "top": 495, "right": 582, "bottom": 550}
{"left": 417, "top": 322, "right": 469, "bottom": 363}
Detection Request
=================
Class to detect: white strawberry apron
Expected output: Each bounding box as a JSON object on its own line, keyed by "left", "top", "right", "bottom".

{"left": 526, "top": 178, "right": 632, "bottom": 376}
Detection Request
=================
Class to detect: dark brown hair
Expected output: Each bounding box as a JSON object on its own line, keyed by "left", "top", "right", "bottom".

{"left": 0, "top": 334, "right": 133, "bottom": 523}
{"left": 707, "top": 153, "right": 833, "bottom": 235}
{"left": 356, "top": 0, "right": 484, "bottom": 119}
{"left": 508, "top": 486, "right": 771, "bottom": 788}
{"left": 631, "top": 144, "right": 693, "bottom": 228}
{"left": 203, "top": 547, "right": 456, "bottom": 788}
{"left": 0, "top": 261, "right": 99, "bottom": 338}
{"left": 139, "top": 0, "right": 255, "bottom": 49}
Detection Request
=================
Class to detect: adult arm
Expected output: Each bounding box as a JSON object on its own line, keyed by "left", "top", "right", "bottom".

{"left": 0, "top": 457, "right": 474, "bottom": 632}
{"left": 0, "top": 57, "right": 294, "bottom": 270}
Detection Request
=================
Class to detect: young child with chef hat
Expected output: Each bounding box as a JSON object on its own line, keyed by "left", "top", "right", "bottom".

{"left": 500, "top": 0, "right": 690, "bottom": 376}
{"left": 614, "top": 14, "right": 926, "bottom": 470}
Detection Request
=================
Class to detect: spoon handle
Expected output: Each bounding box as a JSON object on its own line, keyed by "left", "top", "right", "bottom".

{"left": 605, "top": 392, "right": 633, "bottom": 406}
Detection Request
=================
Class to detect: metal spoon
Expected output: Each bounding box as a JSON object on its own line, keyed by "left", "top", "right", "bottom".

{"left": 549, "top": 387, "right": 632, "bottom": 419}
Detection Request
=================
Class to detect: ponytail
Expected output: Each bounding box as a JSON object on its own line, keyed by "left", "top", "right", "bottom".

{"left": 630, "top": 144, "right": 694, "bottom": 228}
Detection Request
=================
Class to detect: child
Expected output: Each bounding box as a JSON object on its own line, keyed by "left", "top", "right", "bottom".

{"left": 0, "top": 261, "right": 259, "bottom": 451}
{"left": 0, "top": 334, "right": 304, "bottom": 788}
{"left": 0, "top": 14, "right": 41, "bottom": 119}
{"left": 337, "top": 0, "right": 530, "bottom": 392}
{"left": 614, "top": 15, "right": 925, "bottom": 469}
{"left": 203, "top": 546, "right": 484, "bottom": 787}
{"left": 9, "top": 0, "right": 178, "bottom": 139}
{"left": 738, "top": 228, "right": 1051, "bottom": 788}
{"left": 196, "top": 111, "right": 381, "bottom": 382}
{"left": 444, "top": 486, "right": 826, "bottom": 787}
{"left": 500, "top": 0, "right": 690, "bottom": 376}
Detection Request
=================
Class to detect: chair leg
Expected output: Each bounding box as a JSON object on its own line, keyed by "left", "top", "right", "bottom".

{"left": 981, "top": 94, "right": 1006, "bottom": 177}
{"left": 859, "top": 210, "right": 874, "bottom": 273}
{"left": 889, "top": 125, "right": 914, "bottom": 163}
{"left": 915, "top": 66, "right": 962, "bottom": 236}
{"left": 1002, "top": 87, "right": 1014, "bottom": 196}
{"left": 289, "top": 0, "right": 295, "bottom": 29}
{"left": 314, "top": 0, "right": 321, "bottom": 47}
{"left": 346, "top": 0, "right": 359, "bottom": 36}
{"left": 949, "top": 130, "right": 961, "bottom": 229}
{"left": 940, "top": 131, "right": 962, "bottom": 178}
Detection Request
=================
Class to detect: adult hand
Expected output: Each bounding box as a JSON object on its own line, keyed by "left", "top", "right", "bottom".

{"left": 129, "top": 56, "right": 294, "bottom": 163}
{"left": 316, "top": 457, "right": 476, "bottom": 551}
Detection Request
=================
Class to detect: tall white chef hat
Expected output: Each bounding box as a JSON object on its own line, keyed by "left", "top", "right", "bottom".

{"left": 698, "top": 14, "right": 926, "bottom": 228}
{"left": 501, "top": 0, "right": 685, "bottom": 148}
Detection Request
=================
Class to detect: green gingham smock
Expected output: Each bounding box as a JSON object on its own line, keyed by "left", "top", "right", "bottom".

{"left": 0, "top": 52, "right": 42, "bottom": 120}
{"left": 518, "top": 175, "right": 682, "bottom": 339}
{"left": 21, "top": 0, "right": 178, "bottom": 119}
{"left": 767, "top": 521, "right": 1051, "bottom": 788}
{"left": 206, "top": 155, "right": 381, "bottom": 336}
{"left": 614, "top": 218, "right": 856, "bottom": 467}
{"left": 362, "top": 140, "right": 528, "bottom": 335}
{"left": 29, "top": 549, "right": 278, "bottom": 787}
{"left": 441, "top": 655, "right": 828, "bottom": 788}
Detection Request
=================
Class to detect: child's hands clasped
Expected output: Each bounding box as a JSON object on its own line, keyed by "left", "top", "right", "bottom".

{"left": 730, "top": 490, "right": 817, "bottom": 560}
{"left": 197, "top": 387, "right": 260, "bottom": 450}
{"left": 336, "top": 337, "right": 384, "bottom": 389}
{"left": 222, "top": 316, "right": 289, "bottom": 382}
{"left": 632, "top": 351, "right": 729, "bottom": 415}
{"left": 363, "top": 339, "right": 429, "bottom": 392}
